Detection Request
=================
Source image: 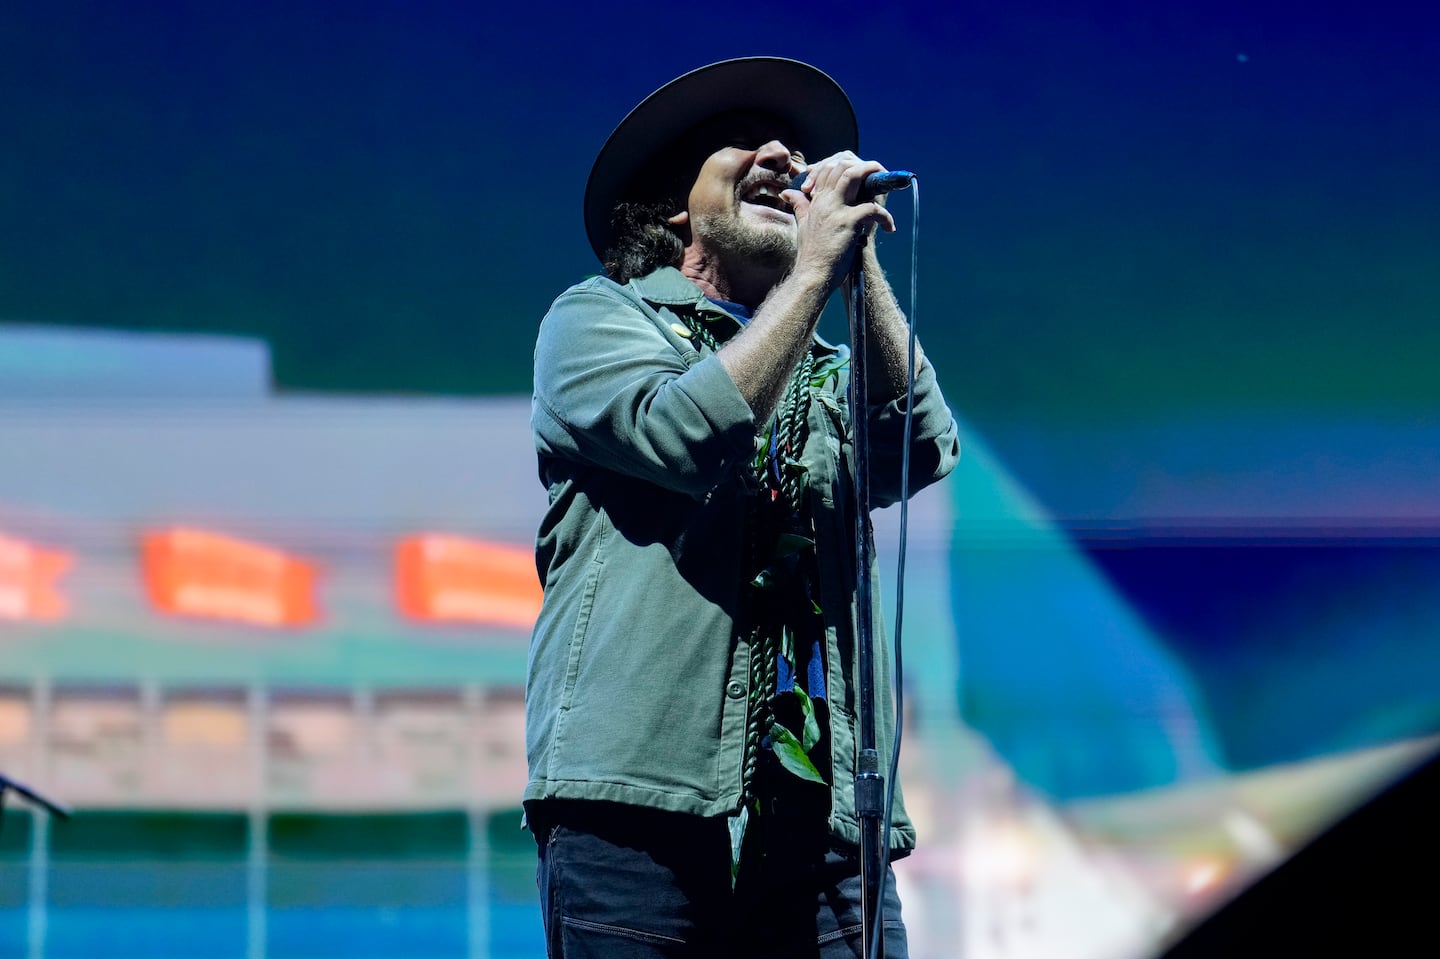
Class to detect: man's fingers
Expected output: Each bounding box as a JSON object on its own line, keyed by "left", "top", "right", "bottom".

{"left": 848, "top": 204, "right": 895, "bottom": 238}
{"left": 801, "top": 155, "right": 891, "bottom": 205}
{"left": 840, "top": 161, "right": 889, "bottom": 204}
{"left": 867, "top": 202, "right": 897, "bottom": 234}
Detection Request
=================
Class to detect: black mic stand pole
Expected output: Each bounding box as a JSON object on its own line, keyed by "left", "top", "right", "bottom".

{"left": 846, "top": 235, "right": 886, "bottom": 959}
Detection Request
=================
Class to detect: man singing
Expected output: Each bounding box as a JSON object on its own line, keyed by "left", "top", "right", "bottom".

{"left": 524, "top": 57, "right": 960, "bottom": 957}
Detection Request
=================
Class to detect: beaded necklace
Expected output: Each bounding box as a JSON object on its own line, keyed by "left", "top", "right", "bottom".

{"left": 679, "top": 310, "right": 823, "bottom": 837}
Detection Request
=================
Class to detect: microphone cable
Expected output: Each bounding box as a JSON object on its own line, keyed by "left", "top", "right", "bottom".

{"left": 870, "top": 177, "right": 919, "bottom": 959}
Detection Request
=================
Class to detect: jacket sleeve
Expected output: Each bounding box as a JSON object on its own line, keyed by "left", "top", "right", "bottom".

{"left": 864, "top": 354, "right": 961, "bottom": 509}
{"left": 531, "top": 281, "right": 759, "bottom": 498}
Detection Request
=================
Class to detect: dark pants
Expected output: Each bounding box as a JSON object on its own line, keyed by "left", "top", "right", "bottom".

{"left": 532, "top": 801, "right": 907, "bottom": 958}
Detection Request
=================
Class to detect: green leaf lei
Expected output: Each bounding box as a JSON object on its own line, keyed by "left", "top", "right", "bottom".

{"left": 680, "top": 309, "right": 852, "bottom": 884}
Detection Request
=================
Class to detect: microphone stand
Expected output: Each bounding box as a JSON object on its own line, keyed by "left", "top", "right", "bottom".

{"left": 846, "top": 236, "right": 886, "bottom": 959}
{"left": 0, "top": 772, "right": 71, "bottom": 831}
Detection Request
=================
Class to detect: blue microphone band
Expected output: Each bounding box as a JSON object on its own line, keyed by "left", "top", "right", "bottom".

{"left": 789, "top": 168, "right": 915, "bottom": 200}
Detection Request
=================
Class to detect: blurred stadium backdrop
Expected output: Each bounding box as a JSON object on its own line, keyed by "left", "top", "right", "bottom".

{"left": 4, "top": 2, "right": 1439, "bottom": 957}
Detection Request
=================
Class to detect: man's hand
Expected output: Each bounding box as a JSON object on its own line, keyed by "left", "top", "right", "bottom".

{"left": 781, "top": 152, "right": 897, "bottom": 293}
{"left": 718, "top": 153, "right": 902, "bottom": 424}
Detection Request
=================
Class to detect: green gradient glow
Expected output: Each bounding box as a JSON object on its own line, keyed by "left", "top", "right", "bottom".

{"left": 3, "top": 2, "right": 1437, "bottom": 423}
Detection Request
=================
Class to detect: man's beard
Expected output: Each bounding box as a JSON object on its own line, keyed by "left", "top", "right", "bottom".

{"left": 691, "top": 205, "right": 796, "bottom": 273}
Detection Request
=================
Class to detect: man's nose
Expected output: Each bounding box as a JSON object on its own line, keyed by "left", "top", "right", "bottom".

{"left": 755, "top": 140, "right": 794, "bottom": 174}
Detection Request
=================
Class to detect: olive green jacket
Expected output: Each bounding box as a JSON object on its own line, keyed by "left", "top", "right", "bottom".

{"left": 525, "top": 266, "right": 960, "bottom": 851}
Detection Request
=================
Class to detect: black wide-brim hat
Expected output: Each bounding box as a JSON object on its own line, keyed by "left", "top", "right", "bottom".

{"left": 584, "top": 57, "right": 859, "bottom": 262}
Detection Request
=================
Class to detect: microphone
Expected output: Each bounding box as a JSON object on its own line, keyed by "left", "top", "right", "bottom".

{"left": 789, "top": 169, "right": 915, "bottom": 201}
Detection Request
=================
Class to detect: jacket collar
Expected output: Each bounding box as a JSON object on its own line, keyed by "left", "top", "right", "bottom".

{"left": 629, "top": 266, "right": 708, "bottom": 308}
{"left": 627, "top": 266, "right": 844, "bottom": 358}
{"left": 629, "top": 267, "right": 742, "bottom": 329}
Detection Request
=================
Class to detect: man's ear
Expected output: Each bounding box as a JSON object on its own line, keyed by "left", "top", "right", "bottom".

{"left": 667, "top": 209, "right": 691, "bottom": 245}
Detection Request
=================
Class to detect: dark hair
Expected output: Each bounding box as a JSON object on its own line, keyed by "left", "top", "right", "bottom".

{"left": 602, "top": 200, "right": 685, "bottom": 284}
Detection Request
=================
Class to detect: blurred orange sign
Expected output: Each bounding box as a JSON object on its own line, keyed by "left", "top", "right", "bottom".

{"left": 395, "top": 534, "right": 540, "bottom": 628}
{"left": 0, "top": 534, "right": 72, "bottom": 622}
{"left": 142, "top": 528, "right": 320, "bottom": 627}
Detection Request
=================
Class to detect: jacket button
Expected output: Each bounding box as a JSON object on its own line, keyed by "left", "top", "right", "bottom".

{"left": 726, "top": 680, "right": 745, "bottom": 699}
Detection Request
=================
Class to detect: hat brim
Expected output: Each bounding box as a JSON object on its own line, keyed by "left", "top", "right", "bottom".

{"left": 584, "top": 57, "right": 858, "bottom": 264}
